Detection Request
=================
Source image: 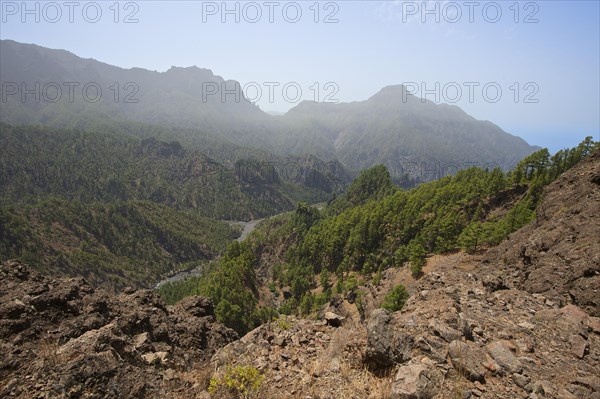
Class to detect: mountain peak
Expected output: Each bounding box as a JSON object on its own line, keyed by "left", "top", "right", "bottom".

{"left": 368, "top": 84, "right": 416, "bottom": 101}
{"left": 165, "top": 65, "right": 219, "bottom": 81}
{"left": 1, "top": 39, "right": 538, "bottom": 179}
{"left": 166, "top": 65, "right": 213, "bottom": 74}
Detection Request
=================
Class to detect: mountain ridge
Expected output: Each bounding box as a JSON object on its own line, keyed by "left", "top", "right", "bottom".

{"left": 1, "top": 39, "right": 539, "bottom": 181}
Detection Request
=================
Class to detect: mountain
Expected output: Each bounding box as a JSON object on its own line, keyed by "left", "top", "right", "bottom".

{"left": 276, "top": 86, "right": 538, "bottom": 182}
{"left": 1, "top": 40, "right": 539, "bottom": 181}
{"left": 0, "top": 39, "right": 269, "bottom": 138}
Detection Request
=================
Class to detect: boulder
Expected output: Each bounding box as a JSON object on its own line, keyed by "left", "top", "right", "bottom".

{"left": 569, "top": 334, "right": 588, "bottom": 359}
{"left": 428, "top": 319, "right": 462, "bottom": 342}
{"left": 482, "top": 275, "right": 508, "bottom": 292}
{"left": 174, "top": 296, "right": 214, "bottom": 318}
{"left": 142, "top": 351, "right": 169, "bottom": 365}
{"left": 448, "top": 340, "right": 488, "bottom": 382}
{"left": 324, "top": 312, "right": 344, "bottom": 327}
{"left": 486, "top": 341, "right": 523, "bottom": 374}
{"left": 392, "top": 364, "right": 443, "bottom": 399}
{"left": 364, "top": 309, "right": 413, "bottom": 369}
{"left": 57, "top": 323, "right": 130, "bottom": 358}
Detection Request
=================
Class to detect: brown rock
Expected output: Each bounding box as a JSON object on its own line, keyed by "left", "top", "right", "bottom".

{"left": 486, "top": 341, "right": 523, "bottom": 374}
{"left": 0, "top": 260, "right": 236, "bottom": 399}
{"left": 588, "top": 317, "right": 600, "bottom": 335}
{"left": 569, "top": 334, "right": 588, "bottom": 359}
{"left": 428, "top": 319, "right": 462, "bottom": 342}
{"left": 448, "top": 340, "right": 487, "bottom": 382}
{"left": 324, "top": 312, "right": 344, "bottom": 327}
{"left": 392, "top": 364, "right": 443, "bottom": 399}
{"left": 364, "top": 309, "right": 414, "bottom": 369}
{"left": 142, "top": 351, "right": 169, "bottom": 365}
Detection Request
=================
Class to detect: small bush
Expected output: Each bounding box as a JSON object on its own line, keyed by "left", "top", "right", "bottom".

{"left": 275, "top": 315, "right": 291, "bottom": 331}
{"left": 410, "top": 258, "right": 424, "bottom": 277}
{"left": 380, "top": 284, "right": 409, "bottom": 312}
{"left": 208, "top": 365, "right": 264, "bottom": 399}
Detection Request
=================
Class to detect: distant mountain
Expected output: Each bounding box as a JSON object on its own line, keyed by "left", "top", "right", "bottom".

{"left": 0, "top": 39, "right": 270, "bottom": 140}
{"left": 0, "top": 40, "right": 539, "bottom": 181}
{"left": 276, "top": 86, "right": 539, "bottom": 183}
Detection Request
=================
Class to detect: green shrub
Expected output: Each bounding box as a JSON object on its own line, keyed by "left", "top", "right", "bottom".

{"left": 208, "top": 365, "right": 264, "bottom": 399}
{"left": 381, "top": 284, "right": 409, "bottom": 312}
{"left": 275, "top": 314, "right": 291, "bottom": 331}
{"left": 410, "top": 258, "right": 425, "bottom": 277}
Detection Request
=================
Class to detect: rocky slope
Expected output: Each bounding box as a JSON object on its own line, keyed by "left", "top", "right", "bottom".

{"left": 483, "top": 150, "right": 600, "bottom": 316}
{"left": 208, "top": 252, "right": 600, "bottom": 399}
{"left": 4, "top": 254, "right": 598, "bottom": 398}
{"left": 0, "top": 260, "right": 237, "bottom": 398}
{"left": 207, "top": 152, "right": 600, "bottom": 398}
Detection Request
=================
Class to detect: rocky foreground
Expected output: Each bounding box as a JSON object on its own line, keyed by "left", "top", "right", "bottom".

{"left": 0, "top": 261, "right": 237, "bottom": 398}
{"left": 2, "top": 256, "right": 598, "bottom": 399}
{"left": 208, "top": 149, "right": 600, "bottom": 398}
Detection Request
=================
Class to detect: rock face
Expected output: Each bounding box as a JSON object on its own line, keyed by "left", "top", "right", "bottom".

{"left": 448, "top": 340, "right": 488, "bottom": 382}
{"left": 365, "top": 309, "right": 414, "bottom": 369}
{"left": 484, "top": 150, "right": 600, "bottom": 316}
{"left": 0, "top": 260, "right": 237, "bottom": 398}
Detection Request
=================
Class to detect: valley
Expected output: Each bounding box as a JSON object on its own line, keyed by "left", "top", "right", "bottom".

{"left": 0, "top": 26, "right": 598, "bottom": 399}
{"left": 154, "top": 214, "right": 275, "bottom": 289}
{"left": 2, "top": 148, "right": 599, "bottom": 398}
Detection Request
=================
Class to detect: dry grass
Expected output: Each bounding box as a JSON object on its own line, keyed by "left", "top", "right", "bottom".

{"left": 445, "top": 372, "right": 469, "bottom": 399}
{"left": 289, "top": 360, "right": 396, "bottom": 399}
{"left": 35, "top": 335, "right": 68, "bottom": 371}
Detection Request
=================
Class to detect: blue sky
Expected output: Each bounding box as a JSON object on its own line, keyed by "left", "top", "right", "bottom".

{"left": 1, "top": 0, "right": 599, "bottom": 152}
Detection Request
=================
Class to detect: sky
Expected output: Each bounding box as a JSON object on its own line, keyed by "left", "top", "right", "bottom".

{"left": 1, "top": 0, "right": 599, "bottom": 152}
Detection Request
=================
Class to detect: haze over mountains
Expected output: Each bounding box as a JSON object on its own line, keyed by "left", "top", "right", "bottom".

{"left": 1, "top": 40, "right": 538, "bottom": 182}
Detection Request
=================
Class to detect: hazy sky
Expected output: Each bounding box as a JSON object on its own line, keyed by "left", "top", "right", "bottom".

{"left": 1, "top": 0, "right": 599, "bottom": 152}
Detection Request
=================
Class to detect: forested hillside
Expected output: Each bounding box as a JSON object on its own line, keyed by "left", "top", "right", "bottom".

{"left": 158, "top": 138, "right": 599, "bottom": 334}
{"left": 0, "top": 199, "right": 239, "bottom": 289}
{"left": 0, "top": 124, "right": 346, "bottom": 220}
{"left": 0, "top": 123, "right": 350, "bottom": 290}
